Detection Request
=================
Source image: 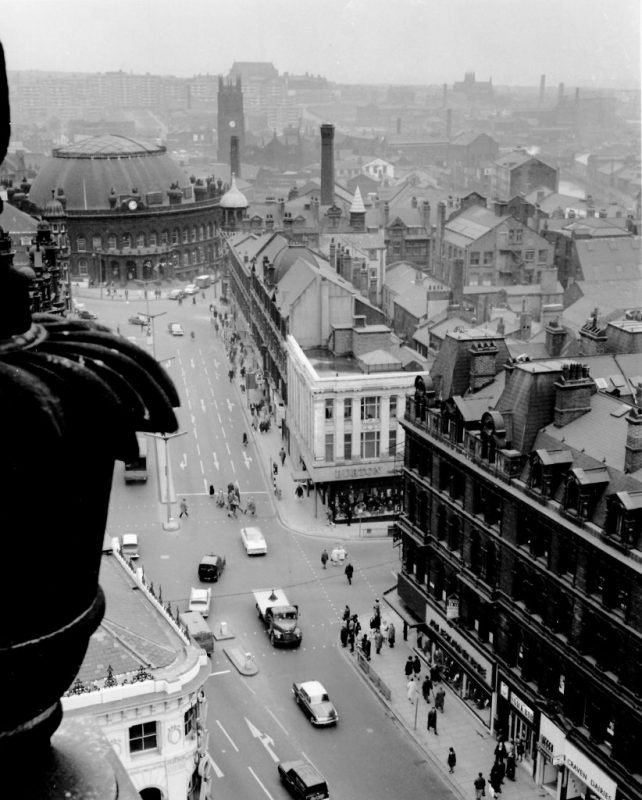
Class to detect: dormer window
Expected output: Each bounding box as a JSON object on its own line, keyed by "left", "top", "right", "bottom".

{"left": 563, "top": 467, "right": 609, "bottom": 520}
{"left": 605, "top": 492, "right": 642, "bottom": 549}
{"left": 529, "top": 449, "right": 573, "bottom": 496}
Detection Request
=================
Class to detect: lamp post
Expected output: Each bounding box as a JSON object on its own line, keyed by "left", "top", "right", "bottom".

{"left": 143, "top": 310, "right": 166, "bottom": 360}
{"left": 147, "top": 431, "right": 187, "bottom": 531}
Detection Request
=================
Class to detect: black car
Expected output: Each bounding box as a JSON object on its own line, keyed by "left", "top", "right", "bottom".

{"left": 198, "top": 553, "right": 226, "bottom": 582}
{"left": 277, "top": 760, "right": 329, "bottom": 800}
{"left": 128, "top": 313, "right": 149, "bottom": 326}
{"left": 77, "top": 309, "right": 98, "bottom": 320}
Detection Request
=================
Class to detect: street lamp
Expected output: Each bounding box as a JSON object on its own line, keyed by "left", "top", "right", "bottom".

{"left": 146, "top": 430, "right": 187, "bottom": 531}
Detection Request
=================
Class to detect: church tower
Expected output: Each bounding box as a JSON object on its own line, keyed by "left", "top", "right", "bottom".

{"left": 217, "top": 76, "right": 245, "bottom": 163}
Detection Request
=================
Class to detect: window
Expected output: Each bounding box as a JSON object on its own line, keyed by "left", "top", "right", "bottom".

{"left": 199, "top": 225, "right": 204, "bottom": 241}
{"left": 538, "top": 249, "right": 547, "bottom": 263}
{"left": 76, "top": 236, "right": 86, "bottom": 252}
{"left": 514, "top": 229, "right": 523, "bottom": 243}
{"left": 92, "top": 235, "right": 102, "bottom": 251}
{"left": 182, "top": 228, "right": 189, "bottom": 244}
{"left": 77, "top": 258, "right": 88, "bottom": 275}
{"left": 149, "top": 231, "right": 157, "bottom": 247}
{"left": 470, "top": 251, "right": 480, "bottom": 266}
{"left": 343, "top": 398, "right": 352, "bottom": 420}
{"left": 325, "top": 433, "right": 334, "bottom": 462}
{"left": 325, "top": 399, "right": 334, "bottom": 420}
{"left": 184, "top": 705, "right": 197, "bottom": 737}
{"left": 207, "top": 223, "right": 213, "bottom": 238}
{"left": 389, "top": 429, "right": 397, "bottom": 456}
{"left": 483, "top": 251, "right": 493, "bottom": 265}
{"left": 161, "top": 230, "right": 169, "bottom": 245}
{"left": 361, "top": 430, "right": 380, "bottom": 459}
{"left": 344, "top": 432, "right": 352, "bottom": 460}
{"left": 107, "top": 234, "right": 117, "bottom": 250}
{"left": 121, "top": 233, "right": 131, "bottom": 249}
{"left": 136, "top": 232, "right": 145, "bottom": 248}
{"left": 129, "top": 721, "right": 157, "bottom": 753}
{"left": 361, "top": 396, "right": 380, "bottom": 420}
{"left": 389, "top": 396, "right": 397, "bottom": 419}
{"left": 172, "top": 228, "right": 179, "bottom": 245}
{"left": 191, "top": 226, "right": 197, "bottom": 242}
{"left": 524, "top": 249, "right": 535, "bottom": 262}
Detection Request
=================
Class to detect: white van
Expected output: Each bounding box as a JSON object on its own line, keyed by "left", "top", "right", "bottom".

{"left": 179, "top": 611, "right": 214, "bottom": 656}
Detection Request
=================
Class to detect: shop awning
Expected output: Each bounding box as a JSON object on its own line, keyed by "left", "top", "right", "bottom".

{"left": 383, "top": 588, "right": 422, "bottom": 628}
{"left": 291, "top": 469, "right": 311, "bottom": 483}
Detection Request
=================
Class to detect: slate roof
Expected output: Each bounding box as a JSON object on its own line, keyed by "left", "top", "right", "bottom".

{"left": 0, "top": 201, "right": 39, "bottom": 233}
{"left": 563, "top": 283, "right": 642, "bottom": 330}
{"left": 430, "top": 330, "right": 511, "bottom": 398}
{"left": 575, "top": 237, "right": 642, "bottom": 282}
{"left": 444, "top": 205, "right": 503, "bottom": 244}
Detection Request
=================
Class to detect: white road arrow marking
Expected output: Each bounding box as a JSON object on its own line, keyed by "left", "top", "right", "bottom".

{"left": 245, "top": 718, "right": 279, "bottom": 763}
{"left": 226, "top": 398, "right": 235, "bottom": 413}
{"left": 212, "top": 452, "right": 219, "bottom": 471}
{"left": 208, "top": 754, "right": 224, "bottom": 778}
{"left": 243, "top": 451, "right": 253, "bottom": 470}
{"left": 180, "top": 453, "right": 187, "bottom": 470}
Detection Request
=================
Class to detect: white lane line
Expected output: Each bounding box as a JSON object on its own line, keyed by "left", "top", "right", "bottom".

{"left": 225, "top": 441, "right": 231, "bottom": 455}
{"left": 248, "top": 766, "right": 276, "bottom": 800}
{"left": 208, "top": 669, "right": 231, "bottom": 677}
{"left": 195, "top": 442, "right": 201, "bottom": 456}
{"left": 266, "top": 707, "right": 289, "bottom": 736}
{"left": 207, "top": 754, "right": 224, "bottom": 778}
{"left": 216, "top": 720, "right": 239, "bottom": 752}
{"left": 200, "top": 459, "right": 205, "bottom": 474}
{"left": 301, "top": 751, "right": 323, "bottom": 776}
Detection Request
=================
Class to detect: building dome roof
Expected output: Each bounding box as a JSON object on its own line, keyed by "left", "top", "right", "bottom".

{"left": 272, "top": 243, "right": 322, "bottom": 282}
{"left": 219, "top": 174, "right": 248, "bottom": 209}
{"left": 28, "top": 134, "right": 190, "bottom": 211}
{"left": 42, "top": 192, "right": 66, "bottom": 217}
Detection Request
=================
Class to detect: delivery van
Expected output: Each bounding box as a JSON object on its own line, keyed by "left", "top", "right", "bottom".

{"left": 179, "top": 610, "right": 214, "bottom": 656}
{"left": 195, "top": 274, "right": 211, "bottom": 289}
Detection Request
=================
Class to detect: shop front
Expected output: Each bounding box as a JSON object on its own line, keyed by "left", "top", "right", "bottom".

{"left": 537, "top": 715, "right": 566, "bottom": 797}
{"left": 326, "top": 462, "right": 402, "bottom": 525}
{"left": 419, "top": 605, "right": 495, "bottom": 728}
{"left": 562, "top": 741, "right": 616, "bottom": 800}
{"left": 496, "top": 675, "right": 539, "bottom": 778}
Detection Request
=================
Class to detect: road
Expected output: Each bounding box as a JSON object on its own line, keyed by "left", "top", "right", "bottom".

{"left": 85, "top": 287, "right": 457, "bottom": 800}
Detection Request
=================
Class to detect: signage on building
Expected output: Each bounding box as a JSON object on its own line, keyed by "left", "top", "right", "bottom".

{"left": 499, "top": 681, "right": 509, "bottom": 700}
{"left": 334, "top": 465, "right": 383, "bottom": 479}
{"left": 510, "top": 692, "right": 534, "bottom": 723}
{"left": 539, "top": 716, "right": 565, "bottom": 757}
{"left": 446, "top": 595, "right": 459, "bottom": 620}
{"left": 424, "top": 606, "right": 491, "bottom": 683}
{"left": 563, "top": 742, "right": 617, "bottom": 800}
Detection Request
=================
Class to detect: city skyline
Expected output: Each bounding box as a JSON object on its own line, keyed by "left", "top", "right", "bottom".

{"left": 2, "top": 0, "right": 640, "bottom": 89}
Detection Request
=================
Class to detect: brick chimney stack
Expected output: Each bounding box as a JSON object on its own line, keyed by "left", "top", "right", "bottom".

{"left": 624, "top": 404, "right": 642, "bottom": 474}
{"left": 230, "top": 135, "right": 240, "bottom": 179}
{"left": 320, "top": 124, "right": 335, "bottom": 206}
{"left": 446, "top": 108, "right": 452, "bottom": 140}
{"left": 545, "top": 318, "right": 566, "bottom": 357}
{"left": 539, "top": 74, "right": 546, "bottom": 105}
{"left": 553, "top": 362, "right": 593, "bottom": 427}
{"left": 469, "top": 340, "right": 498, "bottom": 391}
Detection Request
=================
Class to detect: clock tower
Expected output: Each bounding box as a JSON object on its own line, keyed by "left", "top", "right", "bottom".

{"left": 217, "top": 76, "right": 245, "bottom": 164}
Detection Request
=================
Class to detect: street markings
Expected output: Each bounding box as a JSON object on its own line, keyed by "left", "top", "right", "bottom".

{"left": 245, "top": 718, "right": 279, "bottom": 762}
{"left": 248, "top": 766, "right": 275, "bottom": 800}
{"left": 207, "top": 754, "right": 224, "bottom": 778}
{"left": 216, "top": 720, "right": 239, "bottom": 752}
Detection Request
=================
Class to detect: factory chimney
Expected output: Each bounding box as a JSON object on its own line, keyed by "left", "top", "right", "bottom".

{"left": 320, "top": 124, "right": 335, "bottom": 206}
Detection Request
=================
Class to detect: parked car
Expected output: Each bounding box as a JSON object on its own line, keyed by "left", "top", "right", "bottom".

{"left": 198, "top": 553, "right": 226, "bottom": 582}
{"left": 168, "top": 322, "right": 184, "bottom": 336}
{"left": 240, "top": 526, "right": 267, "bottom": 556}
{"left": 128, "top": 313, "right": 149, "bottom": 326}
{"left": 77, "top": 309, "right": 98, "bottom": 320}
{"left": 292, "top": 681, "right": 338, "bottom": 726}
{"left": 277, "top": 760, "right": 329, "bottom": 800}
{"left": 168, "top": 288, "right": 185, "bottom": 300}
{"left": 119, "top": 533, "right": 139, "bottom": 559}
{"left": 188, "top": 587, "right": 211, "bottom": 618}
{"left": 183, "top": 284, "right": 198, "bottom": 295}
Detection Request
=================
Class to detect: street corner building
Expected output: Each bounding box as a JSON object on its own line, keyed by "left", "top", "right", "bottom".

{"left": 393, "top": 319, "right": 642, "bottom": 800}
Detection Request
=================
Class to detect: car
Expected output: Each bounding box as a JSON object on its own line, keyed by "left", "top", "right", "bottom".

{"left": 277, "top": 759, "right": 329, "bottom": 800}
{"left": 119, "top": 533, "right": 139, "bottom": 559}
{"left": 183, "top": 284, "right": 198, "bottom": 295}
{"left": 198, "top": 553, "right": 226, "bottom": 582}
{"left": 240, "top": 526, "right": 267, "bottom": 556}
{"left": 168, "top": 288, "right": 185, "bottom": 300}
{"left": 188, "top": 587, "right": 211, "bottom": 618}
{"left": 292, "top": 680, "right": 338, "bottom": 727}
{"left": 168, "top": 322, "right": 184, "bottom": 336}
{"left": 77, "top": 309, "right": 98, "bottom": 320}
{"left": 128, "top": 313, "right": 149, "bottom": 326}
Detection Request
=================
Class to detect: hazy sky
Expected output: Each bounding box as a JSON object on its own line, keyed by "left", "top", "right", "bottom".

{"left": 2, "top": 0, "right": 640, "bottom": 88}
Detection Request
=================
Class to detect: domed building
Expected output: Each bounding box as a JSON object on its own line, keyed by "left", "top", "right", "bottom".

{"left": 218, "top": 174, "right": 248, "bottom": 230}
{"left": 28, "top": 134, "right": 225, "bottom": 284}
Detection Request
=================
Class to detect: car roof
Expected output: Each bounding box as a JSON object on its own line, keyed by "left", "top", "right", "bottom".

{"left": 122, "top": 533, "right": 138, "bottom": 545}
{"left": 200, "top": 554, "right": 223, "bottom": 565}
{"left": 280, "top": 760, "right": 325, "bottom": 784}
{"left": 190, "top": 588, "right": 210, "bottom": 600}
{"left": 243, "top": 526, "right": 264, "bottom": 538}
{"left": 298, "top": 680, "right": 326, "bottom": 696}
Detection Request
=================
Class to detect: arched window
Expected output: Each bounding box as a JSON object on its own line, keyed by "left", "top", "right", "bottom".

{"left": 107, "top": 233, "right": 117, "bottom": 250}
{"left": 76, "top": 235, "right": 86, "bottom": 252}
{"left": 172, "top": 228, "right": 179, "bottom": 245}
{"left": 437, "top": 506, "right": 447, "bottom": 542}
{"left": 182, "top": 227, "right": 189, "bottom": 244}
{"left": 199, "top": 224, "right": 204, "bottom": 241}
{"left": 183, "top": 252, "right": 190, "bottom": 268}
{"left": 136, "top": 232, "right": 145, "bottom": 248}
{"left": 77, "top": 258, "right": 88, "bottom": 275}
{"left": 121, "top": 232, "right": 131, "bottom": 249}
{"left": 149, "top": 231, "right": 157, "bottom": 247}
{"left": 207, "top": 222, "right": 212, "bottom": 238}
{"left": 92, "top": 234, "right": 102, "bottom": 251}
{"left": 191, "top": 226, "right": 197, "bottom": 242}
{"left": 160, "top": 229, "right": 169, "bottom": 245}
{"left": 448, "top": 516, "right": 461, "bottom": 552}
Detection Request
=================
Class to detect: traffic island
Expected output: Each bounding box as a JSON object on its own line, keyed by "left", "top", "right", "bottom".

{"left": 223, "top": 648, "right": 258, "bottom": 676}
{"left": 213, "top": 620, "right": 235, "bottom": 640}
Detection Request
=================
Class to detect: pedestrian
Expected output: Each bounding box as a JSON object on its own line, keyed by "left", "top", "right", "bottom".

{"left": 404, "top": 656, "right": 414, "bottom": 679}
{"left": 487, "top": 783, "right": 497, "bottom": 800}
{"left": 209, "top": 484, "right": 215, "bottom": 498}
{"left": 272, "top": 462, "right": 278, "bottom": 476}
{"left": 490, "top": 763, "right": 502, "bottom": 794}
{"left": 347, "top": 625, "right": 355, "bottom": 653}
{"left": 435, "top": 685, "right": 446, "bottom": 713}
{"left": 447, "top": 747, "right": 456, "bottom": 774}
{"left": 422, "top": 674, "right": 432, "bottom": 703}
{"left": 516, "top": 737, "right": 525, "bottom": 762}
{"left": 342, "top": 605, "right": 351, "bottom": 622}
{"left": 494, "top": 740, "right": 507, "bottom": 764}
{"left": 505, "top": 751, "right": 516, "bottom": 781}
{"left": 373, "top": 628, "right": 383, "bottom": 654}
{"left": 362, "top": 634, "right": 371, "bottom": 661}
{"left": 387, "top": 621, "right": 396, "bottom": 648}
{"left": 412, "top": 654, "right": 421, "bottom": 677}
{"left": 179, "top": 498, "right": 189, "bottom": 518}
{"left": 352, "top": 614, "right": 361, "bottom": 639}
{"left": 427, "top": 706, "right": 438, "bottom": 735}
{"left": 407, "top": 677, "right": 418, "bottom": 704}
{"left": 279, "top": 446, "right": 286, "bottom": 465}
{"left": 344, "top": 562, "right": 354, "bottom": 585}
{"left": 474, "top": 773, "right": 486, "bottom": 800}
{"left": 295, "top": 484, "right": 304, "bottom": 499}
{"left": 430, "top": 663, "right": 441, "bottom": 683}
{"left": 321, "top": 549, "right": 329, "bottom": 569}
{"left": 228, "top": 368, "right": 234, "bottom": 382}
{"left": 373, "top": 598, "right": 381, "bottom": 617}
{"left": 326, "top": 506, "right": 336, "bottom": 527}
{"left": 505, "top": 740, "right": 514, "bottom": 758}
{"left": 339, "top": 623, "right": 348, "bottom": 648}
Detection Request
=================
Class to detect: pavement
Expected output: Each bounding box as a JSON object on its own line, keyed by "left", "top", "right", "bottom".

{"left": 80, "top": 284, "right": 547, "bottom": 800}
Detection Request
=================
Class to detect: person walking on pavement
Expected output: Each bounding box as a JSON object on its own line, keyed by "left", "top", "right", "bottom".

{"left": 404, "top": 656, "right": 414, "bottom": 679}
{"left": 321, "top": 549, "right": 329, "bottom": 569}
{"left": 505, "top": 749, "right": 516, "bottom": 781}
{"left": 490, "top": 763, "right": 503, "bottom": 795}
{"left": 279, "top": 446, "right": 286, "bottom": 466}
{"left": 412, "top": 654, "right": 421, "bottom": 677}
{"left": 339, "top": 623, "right": 348, "bottom": 649}
{"left": 179, "top": 498, "right": 189, "bottom": 518}
{"left": 209, "top": 484, "right": 215, "bottom": 498}
{"left": 347, "top": 623, "right": 355, "bottom": 653}
{"left": 435, "top": 685, "right": 446, "bottom": 713}
{"left": 373, "top": 628, "right": 383, "bottom": 654}
{"left": 295, "top": 484, "right": 304, "bottom": 499}
{"left": 406, "top": 676, "right": 418, "bottom": 704}
{"left": 516, "top": 737, "right": 525, "bottom": 762}
{"left": 474, "top": 773, "right": 486, "bottom": 800}
{"left": 387, "top": 621, "right": 396, "bottom": 648}
{"left": 344, "top": 562, "right": 354, "bottom": 585}
{"left": 326, "top": 506, "right": 336, "bottom": 527}
{"left": 494, "top": 740, "right": 507, "bottom": 764}
{"left": 427, "top": 706, "right": 438, "bottom": 735}
{"left": 352, "top": 614, "right": 361, "bottom": 639}
{"left": 342, "top": 604, "right": 351, "bottom": 622}
{"left": 422, "top": 674, "right": 433, "bottom": 703}
{"left": 447, "top": 747, "right": 457, "bottom": 774}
